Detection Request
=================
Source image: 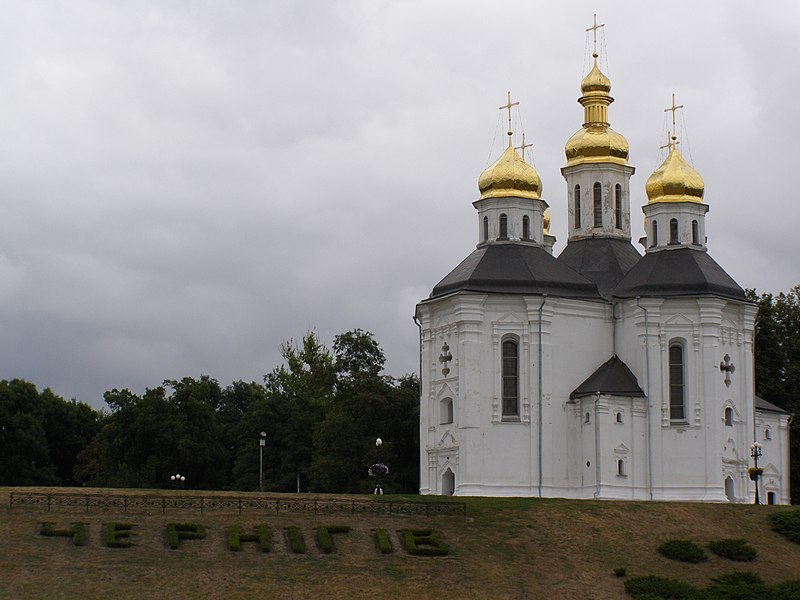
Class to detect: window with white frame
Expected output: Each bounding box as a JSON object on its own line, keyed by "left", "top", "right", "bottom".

{"left": 440, "top": 398, "right": 453, "bottom": 425}
{"left": 499, "top": 214, "right": 508, "bottom": 240}
{"left": 593, "top": 182, "right": 602, "bottom": 227}
{"left": 669, "top": 342, "right": 686, "bottom": 421}
{"left": 724, "top": 407, "right": 733, "bottom": 426}
{"left": 501, "top": 339, "right": 519, "bottom": 418}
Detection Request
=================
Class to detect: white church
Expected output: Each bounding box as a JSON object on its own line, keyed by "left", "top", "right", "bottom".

{"left": 414, "top": 36, "right": 791, "bottom": 503}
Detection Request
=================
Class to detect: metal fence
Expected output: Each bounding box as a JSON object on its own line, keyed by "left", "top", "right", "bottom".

{"left": 8, "top": 492, "right": 466, "bottom": 517}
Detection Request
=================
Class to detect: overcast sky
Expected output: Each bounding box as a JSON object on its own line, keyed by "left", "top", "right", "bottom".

{"left": 0, "top": 1, "right": 797, "bottom": 408}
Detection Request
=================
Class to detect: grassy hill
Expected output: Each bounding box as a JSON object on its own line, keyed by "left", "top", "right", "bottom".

{"left": 1, "top": 487, "right": 798, "bottom": 599}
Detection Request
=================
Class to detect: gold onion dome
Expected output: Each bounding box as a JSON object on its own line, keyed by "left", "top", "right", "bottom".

{"left": 564, "top": 54, "right": 629, "bottom": 166}
{"left": 478, "top": 140, "right": 542, "bottom": 200}
{"left": 543, "top": 208, "right": 551, "bottom": 234}
{"left": 580, "top": 57, "right": 611, "bottom": 94}
{"left": 645, "top": 144, "right": 705, "bottom": 203}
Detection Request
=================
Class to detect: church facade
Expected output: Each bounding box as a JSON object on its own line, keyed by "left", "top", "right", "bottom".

{"left": 414, "top": 45, "right": 790, "bottom": 503}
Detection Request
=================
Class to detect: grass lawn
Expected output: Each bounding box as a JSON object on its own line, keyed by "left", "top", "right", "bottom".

{"left": 1, "top": 487, "right": 798, "bottom": 599}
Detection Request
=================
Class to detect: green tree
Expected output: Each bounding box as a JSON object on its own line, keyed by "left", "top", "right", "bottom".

{"left": 748, "top": 285, "right": 800, "bottom": 503}
{"left": 234, "top": 332, "right": 335, "bottom": 492}
{"left": 76, "top": 377, "right": 230, "bottom": 489}
{"left": 310, "top": 330, "right": 419, "bottom": 493}
{"left": 0, "top": 379, "right": 100, "bottom": 486}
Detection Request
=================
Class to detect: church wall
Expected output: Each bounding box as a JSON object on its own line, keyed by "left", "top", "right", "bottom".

{"left": 614, "top": 296, "right": 768, "bottom": 502}
{"left": 543, "top": 298, "right": 612, "bottom": 495}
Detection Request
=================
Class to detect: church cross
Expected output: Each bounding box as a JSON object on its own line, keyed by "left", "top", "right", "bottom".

{"left": 439, "top": 343, "right": 453, "bottom": 377}
{"left": 499, "top": 91, "right": 519, "bottom": 146}
{"left": 515, "top": 132, "right": 533, "bottom": 161}
{"left": 586, "top": 14, "right": 605, "bottom": 56}
{"left": 660, "top": 131, "right": 680, "bottom": 152}
{"left": 719, "top": 354, "right": 736, "bottom": 387}
{"left": 663, "top": 93, "right": 684, "bottom": 150}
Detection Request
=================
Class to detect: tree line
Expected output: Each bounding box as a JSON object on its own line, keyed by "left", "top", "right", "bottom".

{"left": 2, "top": 287, "right": 799, "bottom": 501}
{"left": 0, "top": 329, "right": 420, "bottom": 494}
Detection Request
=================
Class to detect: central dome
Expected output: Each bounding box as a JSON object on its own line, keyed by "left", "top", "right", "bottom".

{"left": 478, "top": 142, "right": 541, "bottom": 200}
{"left": 564, "top": 54, "right": 629, "bottom": 167}
{"left": 565, "top": 126, "right": 629, "bottom": 166}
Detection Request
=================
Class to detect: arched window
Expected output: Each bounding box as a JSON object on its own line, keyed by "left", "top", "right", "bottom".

{"left": 692, "top": 220, "right": 699, "bottom": 245}
{"left": 522, "top": 215, "right": 530, "bottom": 240}
{"left": 440, "top": 398, "right": 454, "bottom": 425}
{"left": 651, "top": 220, "right": 658, "bottom": 247}
{"left": 502, "top": 339, "right": 519, "bottom": 418}
{"left": 574, "top": 185, "right": 581, "bottom": 228}
{"left": 615, "top": 184, "right": 622, "bottom": 229}
{"left": 616, "top": 411, "right": 623, "bottom": 424}
{"left": 593, "top": 182, "right": 602, "bottom": 227}
{"left": 724, "top": 407, "right": 733, "bottom": 426}
{"left": 765, "top": 427, "right": 772, "bottom": 440}
{"left": 499, "top": 214, "right": 508, "bottom": 240}
{"left": 669, "top": 343, "right": 686, "bottom": 421}
{"left": 669, "top": 218, "right": 679, "bottom": 244}
{"left": 483, "top": 216, "right": 489, "bottom": 242}
{"left": 584, "top": 412, "right": 591, "bottom": 424}
{"left": 617, "top": 459, "right": 626, "bottom": 477}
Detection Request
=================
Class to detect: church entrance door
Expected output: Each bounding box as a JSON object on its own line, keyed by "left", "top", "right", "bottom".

{"left": 442, "top": 468, "right": 455, "bottom": 496}
{"left": 724, "top": 476, "right": 735, "bottom": 502}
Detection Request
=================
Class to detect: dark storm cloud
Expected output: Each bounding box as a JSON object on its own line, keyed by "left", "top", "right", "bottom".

{"left": 0, "top": 1, "right": 796, "bottom": 406}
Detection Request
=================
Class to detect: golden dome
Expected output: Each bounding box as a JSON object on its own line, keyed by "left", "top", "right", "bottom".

{"left": 543, "top": 208, "right": 551, "bottom": 234}
{"left": 645, "top": 145, "right": 704, "bottom": 203}
{"left": 565, "top": 126, "right": 629, "bottom": 166}
{"left": 581, "top": 56, "right": 611, "bottom": 94}
{"left": 564, "top": 54, "right": 629, "bottom": 167}
{"left": 478, "top": 141, "right": 542, "bottom": 200}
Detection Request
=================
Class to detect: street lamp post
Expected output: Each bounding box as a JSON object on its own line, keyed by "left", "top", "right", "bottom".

{"left": 750, "top": 442, "right": 763, "bottom": 505}
{"left": 259, "top": 432, "right": 266, "bottom": 493}
{"left": 170, "top": 473, "right": 185, "bottom": 490}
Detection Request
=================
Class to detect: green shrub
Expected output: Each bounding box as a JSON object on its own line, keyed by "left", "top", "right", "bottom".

{"left": 399, "top": 529, "right": 449, "bottom": 556}
{"left": 613, "top": 567, "right": 627, "bottom": 577}
{"left": 708, "top": 539, "right": 757, "bottom": 562}
{"left": 286, "top": 526, "right": 305, "bottom": 554}
{"left": 769, "top": 510, "right": 800, "bottom": 544}
{"left": 624, "top": 575, "right": 697, "bottom": 598}
{"left": 375, "top": 528, "right": 393, "bottom": 554}
{"left": 771, "top": 580, "right": 800, "bottom": 599}
{"left": 166, "top": 523, "right": 206, "bottom": 550}
{"left": 658, "top": 539, "right": 708, "bottom": 563}
{"left": 315, "top": 526, "right": 350, "bottom": 554}
{"left": 40, "top": 522, "right": 86, "bottom": 547}
{"left": 227, "top": 525, "right": 270, "bottom": 552}
{"left": 704, "top": 571, "right": 769, "bottom": 599}
{"left": 104, "top": 523, "right": 135, "bottom": 548}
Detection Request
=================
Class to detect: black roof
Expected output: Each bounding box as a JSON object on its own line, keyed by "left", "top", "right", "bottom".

{"left": 755, "top": 396, "right": 788, "bottom": 414}
{"left": 429, "top": 243, "right": 601, "bottom": 300}
{"left": 570, "top": 355, "right": 645, "bottom": 399}
{"left": 612, "top": 247, "right": 746, "bottom": 301}
{"left": 558, "top": 237, "right": 642, "bottom": 300}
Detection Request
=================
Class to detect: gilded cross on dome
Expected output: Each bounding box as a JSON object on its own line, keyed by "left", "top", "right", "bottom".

{"left": 515, "top": 132, "right": 533, "bottom": 162}
{"left": 663, "top": 93, "right": 684, "bottom": 151}
{"left": 586, "top": 13, "right": 605, "bottom": 56}
{"left": 499, "top": 91, "right": 519, "bottom": 146}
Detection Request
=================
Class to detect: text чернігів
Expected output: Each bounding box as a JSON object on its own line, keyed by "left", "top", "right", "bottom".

{"left": 38, "top": 522, "right": 450, "bottom": 556}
